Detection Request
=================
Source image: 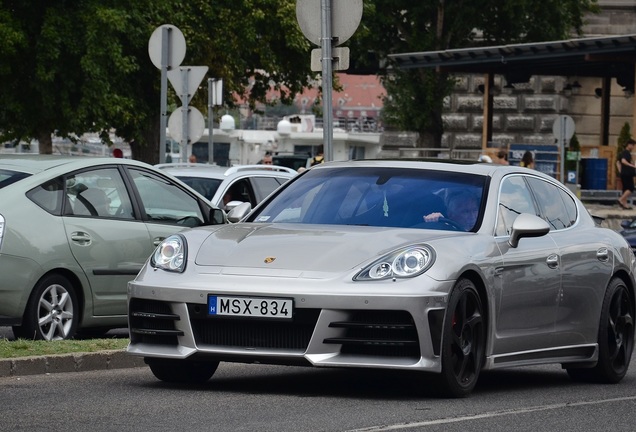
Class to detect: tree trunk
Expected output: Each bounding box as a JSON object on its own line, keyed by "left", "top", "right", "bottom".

{"left": 37, "top": 131, "right": 53, "bottom": 154}
{"left": 130, "top": 118, "right": 161, "bottom": 164}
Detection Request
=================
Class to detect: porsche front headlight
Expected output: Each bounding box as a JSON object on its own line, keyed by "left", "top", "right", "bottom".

{"left": 354, "top": 246, "right": 434, "bottom": 281}
{"left": 151, "top": 234, "right": 187, "bottom": 272}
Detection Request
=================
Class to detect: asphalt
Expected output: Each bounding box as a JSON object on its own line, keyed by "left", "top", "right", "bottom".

{"left": 0, "top": 201, "right": 634, "bottom": 379}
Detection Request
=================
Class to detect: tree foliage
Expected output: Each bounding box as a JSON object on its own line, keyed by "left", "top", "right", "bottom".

{"left": 0, "top": 0, "right": 313, "bottom": 162}
{"left": 349, "top": 0, "right": 599, "bottom": 146}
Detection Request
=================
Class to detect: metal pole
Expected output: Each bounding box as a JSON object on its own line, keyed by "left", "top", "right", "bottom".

{"left": 181, "top": 68, "right": 190, "bottom": 162}
{"left": 560, "top": 115, "right": 566, "bottom": 183}
{"left": 159, "top": 27, "right": 171, "bottom": 164}
{"left": 321, "top": 0, "right": 333, "bottom": 162}
{"left": 208, "top": 78, "right": 214, "bottom": 164}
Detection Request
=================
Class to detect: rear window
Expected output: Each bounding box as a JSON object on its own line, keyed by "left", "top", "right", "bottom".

{"left": 0, "top": 169, "right": 31, "bottom": 189}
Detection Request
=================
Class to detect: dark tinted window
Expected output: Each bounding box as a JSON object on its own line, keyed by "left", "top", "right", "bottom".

{"left": 0, "top": 169, "right": 31, "bottom": 189}
{"left": 251, "top": 176, "right": 290, "bottom": 202}
{"left": 250, "top": 167, "right": 486, "bottom": 231}
{"left": 176, "top": 176, "right": 222, "bottom": 201}
{"left": 527, "top": 177, "right": 577, "bottom": 230}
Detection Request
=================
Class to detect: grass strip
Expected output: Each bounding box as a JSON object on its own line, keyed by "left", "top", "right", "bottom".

{"left": 0, "top": 338, "right": 129, "bottom": 359}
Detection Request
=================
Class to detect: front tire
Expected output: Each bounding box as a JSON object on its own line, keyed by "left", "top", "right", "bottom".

{"left": 146, "top": 358, "right": 219, "bottom": 383}
{"left": 13, "top": 274, "right": 79, "bottom": 341}
{"left": 567, "top": 277, "right": 634, "bottom": 383}
{"left": 436, "top": 279, "right": 485, "bottom": 397}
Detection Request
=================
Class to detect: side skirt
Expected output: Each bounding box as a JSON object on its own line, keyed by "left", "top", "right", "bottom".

{"left": 483, "top": 344, "right": 598, "bottom": 370}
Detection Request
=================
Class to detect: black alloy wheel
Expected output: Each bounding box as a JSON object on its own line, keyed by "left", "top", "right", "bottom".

{"left": 437, "top": 279, "right": 485, "bottom": 397}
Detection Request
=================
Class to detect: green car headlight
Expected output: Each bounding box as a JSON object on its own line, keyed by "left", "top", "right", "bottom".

{"left": 355, "top": 246, "right": 434, "bottom": 281}
{"left": 151, "top": 234, "right": 187, "bottom": 273}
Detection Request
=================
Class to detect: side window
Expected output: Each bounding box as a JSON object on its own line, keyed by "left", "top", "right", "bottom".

{"left": 496, "top": 176, "right": 536, "bottom": 236}
{"left": 250, "top": 176, "right": 289, "bottom": 202}
{"left": 128, "top": 169, "right": 204, "bottom": 227}
{"left": 65, "top": 168, "right": 134, "bottom": 220}
{"left": 27, "top": 177, "right": 65, "bottom": 215}
{"left": 226, "top": 179, "right": 256, "bottom": 207}
{"left": 527, "top": 177, "right": 577, "bottom": 230}
{"left": 559, "top": 187, "right": 578, "bottom": 225}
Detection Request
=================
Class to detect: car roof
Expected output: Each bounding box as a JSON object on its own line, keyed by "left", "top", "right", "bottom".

{"left": 309, "top": 158, "right": 551, "bottom": 178}
{"left": 0, "top": 154, "right": 153, "bottom": 174}
{"left": 155, "top": 163, "right": 297, "bottom": 178}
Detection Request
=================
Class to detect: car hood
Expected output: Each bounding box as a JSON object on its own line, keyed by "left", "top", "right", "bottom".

{"left": 194, "top": 223, "right": 462, "bottom": 276}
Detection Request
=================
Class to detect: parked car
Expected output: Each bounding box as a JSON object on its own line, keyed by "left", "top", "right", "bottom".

{"left": 128, "top": 160, "right": 635, "bottom": 397}
{"left": 0, "top": 155, "right": 225, "bottom": 340}
{"left": 620, "top": 218, "right": 636, "bottom": 254}
{"left": 154, "top": 163, "right": 297, "bottom": 212}
{"left": 271, "top": 154, "right": 312, "bottom": 171}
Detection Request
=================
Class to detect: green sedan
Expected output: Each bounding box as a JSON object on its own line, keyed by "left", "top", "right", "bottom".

{"left": 0, "top": 155, "right": 224, "bottom": 340}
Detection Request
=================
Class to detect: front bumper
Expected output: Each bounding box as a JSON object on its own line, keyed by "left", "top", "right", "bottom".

{"left": 126, "top": 275, "right": 453, "bottom": 373}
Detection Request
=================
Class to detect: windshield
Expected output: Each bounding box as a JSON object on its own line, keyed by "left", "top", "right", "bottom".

{"left": 249, "top": 167, "right": 487, "bottom": 231}
{"left": 176, "top": 176, "right": 222, "bottom": 201}
{"left": 0, "top": 169, "right": 31, "bottom": 190}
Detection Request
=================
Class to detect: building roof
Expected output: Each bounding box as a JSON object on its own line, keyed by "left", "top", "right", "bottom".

{"left": 389, "top": 34, "right": 636, "bottom": 88}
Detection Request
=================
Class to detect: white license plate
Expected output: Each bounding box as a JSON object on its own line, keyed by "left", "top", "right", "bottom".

{"left": 208, "top": 295, "right": 293, "bottom": 320}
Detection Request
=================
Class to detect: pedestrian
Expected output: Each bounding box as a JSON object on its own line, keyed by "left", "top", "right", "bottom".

{"left": 260, "top": 151, "right": 273, "bottom": 165}
{"left": 311, "top": 145, "right": 324, "bottom": 166}
{"left": 189, "top": 154, "right": 197, "bottom": 163}
{"left": 496, "top": 150, "right": 509, "bottom": 165}
{"left": 618, "top": 138, "right": 636, "bottom": 209}
{"left": 519, "top": 151, "right": 535, "bottom": 169}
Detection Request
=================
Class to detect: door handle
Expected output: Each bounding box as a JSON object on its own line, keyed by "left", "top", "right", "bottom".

{"left": 70, "top": 231, "right": 91, "bottom": 246}
{"left": 546, "top": 254, "right": 559, "bottom": 269}
{"left": 597, "top": 247, "right": 609, "bottom": 262}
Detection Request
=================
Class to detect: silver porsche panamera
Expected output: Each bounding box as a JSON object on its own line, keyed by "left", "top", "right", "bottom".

{"left": 127, "top": 160, "right": 636, "bottom": 397}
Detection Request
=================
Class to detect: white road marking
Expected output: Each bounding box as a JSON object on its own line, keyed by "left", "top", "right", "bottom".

{"left": 346, "top": 395, "right": 636, "bottom": 431}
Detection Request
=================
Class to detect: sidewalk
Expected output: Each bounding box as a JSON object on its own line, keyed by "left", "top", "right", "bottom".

{"left": 584, "top": 201, "right": 636, "bottom": 231}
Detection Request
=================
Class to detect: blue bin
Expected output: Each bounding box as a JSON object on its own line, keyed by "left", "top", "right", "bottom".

{"left": 582, "top": 158, "right": 607, "bottom": 190}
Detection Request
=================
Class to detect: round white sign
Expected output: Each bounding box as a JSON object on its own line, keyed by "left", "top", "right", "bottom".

{"left": 168, "top": 107, "right": 205, "bottom": 144}
{"left": 296, "top": 0, "right": 363, "bottom": 47}
{"left": 552, "top": 115, "right": 575, "bottom": 140}
{"left": 148, "top": 24, "right": 186, "bottom": 70}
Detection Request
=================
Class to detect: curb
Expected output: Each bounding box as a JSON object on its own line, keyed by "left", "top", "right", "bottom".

{"left": 0, "top": 350, "right": 146, "bottom": 378}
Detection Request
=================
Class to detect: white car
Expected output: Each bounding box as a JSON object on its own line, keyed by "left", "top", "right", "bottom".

{"left": 155, "top": 163, "right": 297, "bottom": 212}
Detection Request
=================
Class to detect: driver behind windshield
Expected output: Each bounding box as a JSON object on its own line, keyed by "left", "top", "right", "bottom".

{"left": 423, "top": 190, "right": 479, "bottom": 231}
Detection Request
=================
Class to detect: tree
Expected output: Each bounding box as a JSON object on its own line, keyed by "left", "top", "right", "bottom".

{"left": 349, "top": 0, "right": 598, "bottom": 146}
{"left": 0, "top": 0, "right": 313, "bottom": 163}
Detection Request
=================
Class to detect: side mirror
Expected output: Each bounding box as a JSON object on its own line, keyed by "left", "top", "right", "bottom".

{"left": 209, "top": 207, "right": 227, "bottom": 225}
{"left": 508, "top": 213, "right": 550, "bottom": 248}
{"left": 224, "top": 200, "right": 244, "bottom": 213}
{"left": 227, "top": 202, "right": 252, "bottom": 223}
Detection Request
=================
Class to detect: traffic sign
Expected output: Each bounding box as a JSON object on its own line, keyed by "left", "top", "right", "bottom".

{"left": 552, "top": 115, "right": 575, "bottom": 141}
{"left": 167, "top": 66, "right": 209, "bottom": 105}
{"left": 168, "top": 107, "right": 205, "bottom": 144}
{"left": 296, "top": 0, "right": 363, "bottom": 46}
{"left": 148, "top": 24, "right": 186, "bottom": 70}
{"left": 310, "top": 47, "right": 350, "bottom": 71}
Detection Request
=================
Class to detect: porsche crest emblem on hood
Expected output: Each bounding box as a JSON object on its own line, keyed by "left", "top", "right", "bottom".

{"left": 264, "top": 257, "right": 276, "bottom": 264}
